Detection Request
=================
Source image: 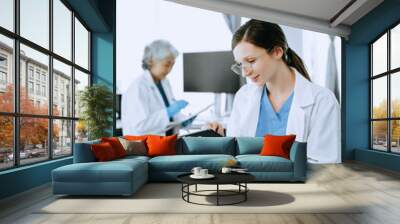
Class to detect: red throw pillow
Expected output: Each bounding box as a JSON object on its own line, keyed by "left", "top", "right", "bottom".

{"left": 146, "top": 135, "right": 177, "bottom": 157}
{"left": 91, "top": 142, "right": 117, "bottom": 161}
{"left": 101, "top": 137, "right": 127, "bottom": 158}
{"left": 259, "top": 134, "right": 296, "bottom": 159}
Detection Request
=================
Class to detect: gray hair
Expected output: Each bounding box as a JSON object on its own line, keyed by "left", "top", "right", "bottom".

{"left": 142, "top": 40, "right": 179, "bottom": 70}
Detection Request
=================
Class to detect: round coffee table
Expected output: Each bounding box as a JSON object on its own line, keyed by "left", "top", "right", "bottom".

{"left": 177, "top": 172, "right": 255, "bottom": 206}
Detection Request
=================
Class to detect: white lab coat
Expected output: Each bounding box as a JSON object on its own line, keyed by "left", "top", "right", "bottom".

{"left": 121, "top": 70, "right": 182, "bottom": 135}
{"left": 227, "top": 69, "right": 341, "bottom": 164}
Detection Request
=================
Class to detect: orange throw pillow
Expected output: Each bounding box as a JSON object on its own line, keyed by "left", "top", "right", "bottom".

{"left": 101, "top": 137, "right": 127, "bottom": 158}
{"left": 123, "top": 135, "right": 151, "bottom": 141}
{"left": 91, "top": 142, "right": 117, "bottom": 161}
{"left": 259, "top": 134, "right": 296, "bottom": 159}
{"left": 146, "top": 135, "right": 177, "bottom": 157}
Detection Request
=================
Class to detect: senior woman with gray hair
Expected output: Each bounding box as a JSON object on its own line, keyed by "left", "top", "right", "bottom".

{"left": 122, "top": 40, "right": 190, "bottom": 135}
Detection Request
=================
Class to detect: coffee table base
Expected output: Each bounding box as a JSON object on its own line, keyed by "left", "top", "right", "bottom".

{"left": 181, "top": 183, "right": 249, "bottom": 206}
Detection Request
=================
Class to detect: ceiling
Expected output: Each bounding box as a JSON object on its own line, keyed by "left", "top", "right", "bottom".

{"left": 166, "top": 0, "right": 384, "bottom": 38}
{"left": 227, "top": 0, "right": 353, "bottom": 23}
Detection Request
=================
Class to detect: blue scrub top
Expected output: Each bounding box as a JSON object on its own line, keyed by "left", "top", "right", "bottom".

{"left": 255, "top": 87, "right": 294, "bottom": 137}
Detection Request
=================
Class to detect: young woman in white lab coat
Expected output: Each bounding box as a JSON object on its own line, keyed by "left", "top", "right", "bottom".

{"left": 121, "top": 40, "right": 189, "bottom": 135}
{"left": 209, "top": 20, "right": 341, "bottom": 164}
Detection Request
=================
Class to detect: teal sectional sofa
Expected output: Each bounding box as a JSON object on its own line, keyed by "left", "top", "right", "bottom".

{"left": 52, "top": 137, "right": 307, "bottom": 196}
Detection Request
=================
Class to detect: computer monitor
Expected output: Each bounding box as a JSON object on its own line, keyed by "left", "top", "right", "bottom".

{"left": 183, "top": 51, "right": 240, "bottom": 93}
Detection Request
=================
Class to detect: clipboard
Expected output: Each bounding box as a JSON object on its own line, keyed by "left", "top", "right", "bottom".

{"left": 179, "top": 129, "right": 223, "bottom": 137}
{"left": 164, "top": 103, "right": 213, "bottom": 131}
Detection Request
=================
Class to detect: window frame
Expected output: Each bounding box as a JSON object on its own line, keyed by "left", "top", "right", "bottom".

{"left": 0, "top": 53, "right": 7, "bottom": 68}
{"left": 0, "top": 53, "right": 8, "bottom": 90}
{"left": 370, "top": 19, "right": 400, "bottom": 154}
{"left": 0, "top": 0, "right": 92, "bottom": 171}
{"left": 28, "top": 81, "right": 33, "bottom": 93}
{"left": 0, "top": 70, "right": 7, "bottom": 85}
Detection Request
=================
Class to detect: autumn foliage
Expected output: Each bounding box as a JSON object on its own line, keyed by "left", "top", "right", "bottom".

{"left": 372, "top": 99, "right": 400, "bottom": 141}
{"left": 0, "top": 84, "right": 59, "bottom": 150}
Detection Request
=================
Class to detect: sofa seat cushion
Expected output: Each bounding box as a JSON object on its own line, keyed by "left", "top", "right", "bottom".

{"left": 236, "top": 155, "right": 293, "bottom": 172}
{"left": 149, "top": 154, "right": 235, "bottom": 172}
{"left": 52, "top": 159, "right": 147, "bottom": 183}
{"left": 116, "top": 155, "right": 150, "bottom": 163}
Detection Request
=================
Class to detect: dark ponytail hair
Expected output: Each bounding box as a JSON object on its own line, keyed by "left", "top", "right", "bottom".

{"left": 232, "top": 19, "right": 311, "bottom": 81}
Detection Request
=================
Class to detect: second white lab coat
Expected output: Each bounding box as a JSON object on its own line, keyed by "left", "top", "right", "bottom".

{"left": 227, "top": 69, "right": 341, "bottom": 164}
{"left": 121, "top": 70, "right": 181, "bottom": 135}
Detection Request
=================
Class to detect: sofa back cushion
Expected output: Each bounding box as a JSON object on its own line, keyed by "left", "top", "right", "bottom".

{"left": 73, "top": 139, "right": 100, "bottom": 163}
{"left": 236, "top": 137, "right": 264, "bottom": 155}
{"left": 178, "top": 137, "right": 235, "bottom": 155}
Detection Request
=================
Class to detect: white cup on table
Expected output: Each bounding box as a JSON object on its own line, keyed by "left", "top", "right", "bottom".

{"left": 200, "top": 169, "right": 208, "bottom": 176}
{"left": 191, "top": 167, "right": 202, "bottom": 176}
{"left": 221, "top": 167, "right": 232, "bottom": 174}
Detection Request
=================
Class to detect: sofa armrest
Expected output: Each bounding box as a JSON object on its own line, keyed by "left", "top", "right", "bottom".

{"left": 73, "top": 140, "right": 100, "bottom": 163}
{"left": 289, "top": 142, "right": 307, "bottom": 181}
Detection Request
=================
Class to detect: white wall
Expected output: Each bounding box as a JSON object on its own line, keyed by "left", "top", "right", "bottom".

{"left": 117, "top": 0, "right": 232, "bottom": 103}
{"left": 116, "top": 0, "right": 342, "bottom": 127}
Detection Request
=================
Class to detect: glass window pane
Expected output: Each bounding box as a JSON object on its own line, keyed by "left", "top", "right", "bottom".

{"left": 20, "top": 0, "right": 49, "bottom": 49}
{"left": 391, "top": 72, "right": 400, "bottom": 118}
{"left": 0, "top": 34, "right": 14, "bottom": 113}
{"left": 53, "top": 119, "right": 72, "bottom": 158}
{"left": 391, "top": 24, "right": 400, "bottom": 70}
{"left": 20, "top": 117, "right": 49, "bottom": 165}
{"left": 372, "top": 33, "right": 387, "bottom": 76}
{"left": 372, "top": 121, "right": 388, "bottom": 151}
{"left": 75, "top": 18, "right": 89, "bottom": 70}
{"left": 74, "top": 69, "right": 89, "bottom": 118}
{"left": 0, "top": 116, "right": 14, "bottom": 170}
{"left": 53, "top": 59, "right": 72, "bottom": 117}
{"left": 20, "top": 44, "right": 49, "bottom": 115}
{"left": 75, "top": 120, "right": 88, "bottom": 143}
{"left": 372, "top": 77, "right": 387, "bottom": 119}
{"left": 53, "top": 0, "right": 72, "bottom": 60}
{"left": 391, "top": 120, "right": 400, "bottom": 153}
{"left": 0, "top": 0, "right": 14, "bottom": 31}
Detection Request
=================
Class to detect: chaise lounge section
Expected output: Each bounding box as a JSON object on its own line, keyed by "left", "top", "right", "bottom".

{"left": 52, "top": 140, "right": 149, "bottom": 196}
